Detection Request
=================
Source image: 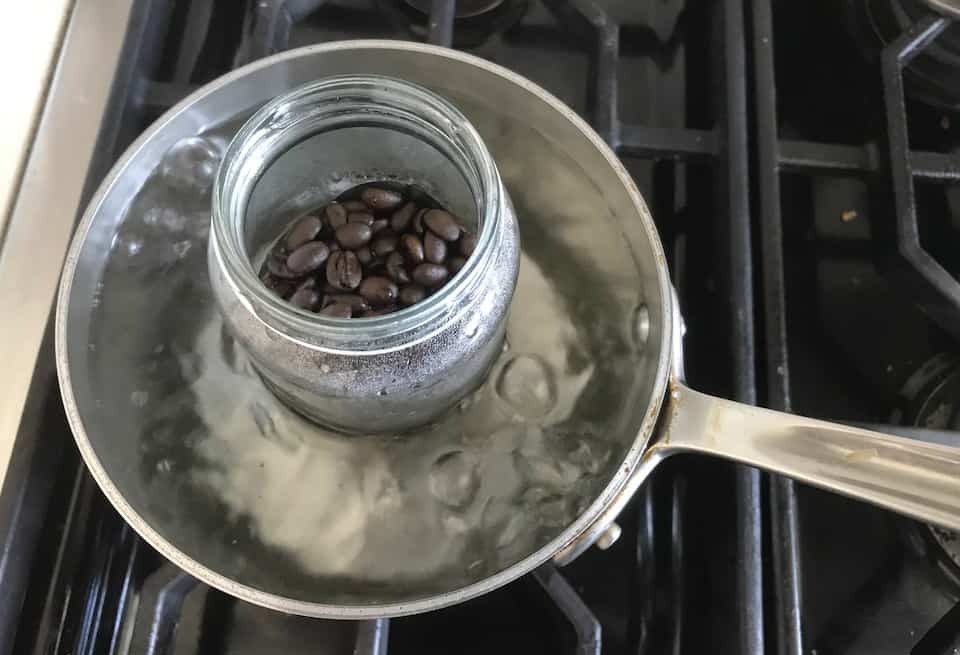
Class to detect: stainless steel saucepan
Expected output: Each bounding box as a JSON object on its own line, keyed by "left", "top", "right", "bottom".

{"left": 56, "top": 40, "right": 960, "bottom": 618}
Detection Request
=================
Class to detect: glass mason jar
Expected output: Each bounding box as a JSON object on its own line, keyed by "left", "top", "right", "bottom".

{"left": 208, "top": 75, "right": 520, "bottom": 433}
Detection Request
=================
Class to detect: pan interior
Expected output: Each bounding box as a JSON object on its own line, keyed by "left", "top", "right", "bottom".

{"left": 60, "top": 44, "right": 668, "bottom": 610}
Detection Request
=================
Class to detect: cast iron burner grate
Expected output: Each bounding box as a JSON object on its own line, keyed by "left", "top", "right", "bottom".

{"left": 120, "top": 565, "right": 597, "bottom": 655}
{"left": 7, "top": 0, "right": 765, "bottom": 653}
{"left": 751, "top": 0, "right": 960, "bottom": 653}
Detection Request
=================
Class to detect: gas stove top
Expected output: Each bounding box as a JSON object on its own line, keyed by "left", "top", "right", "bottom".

{"left": 4, "top": 0, "right": 960, "bottom": 653}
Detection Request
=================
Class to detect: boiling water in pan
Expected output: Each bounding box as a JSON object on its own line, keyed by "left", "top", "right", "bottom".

{"left": 84, "top": 112, "right": 651, "bottom": 602}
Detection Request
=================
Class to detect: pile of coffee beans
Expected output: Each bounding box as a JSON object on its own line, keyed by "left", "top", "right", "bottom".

{"left": 259, "top": 183, "right": 475, "bottom": 318}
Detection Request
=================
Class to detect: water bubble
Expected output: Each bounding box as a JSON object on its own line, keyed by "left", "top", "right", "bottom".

{"left": 143, "top": 206, "right": 187, "bottom": 233}
{"left": 130, "top": 390, "right": 149, "bottom": 407}
{"left": 537, "top": 495, "right": 570, "bottom": 528}
{"left": 160, "top": 136, "right": 224, "bottom": 196}
{"left": 172, "top": 240, "right": 192, "bottom": 259}
{"left": 564, "top": 435, "right": 611, "bottom": 475}
{"left": 177, "top": 351, "right": 204, "bottom": 385}
{"left": 520, "top": 489, "right": 545, "bottom": 512}
{"left": 522, "top": 485, "right": 572, "bottom": 527}
{"left": 515, "top": 452, "right": 581, "bottom": 490}
{"left": 481, "top": 498, "right": 526, "bottom": 549}
{"left": 495, "top": 355, "right": 556, "bottom": 418}
{"left": 187, "top": 218, "right": 210, "bottom": 241}
{"left": 488, "top": 424, "right": 524, "bottom": 452}
{"left": 633, "top": 304, "right": 650, "bottom": 347}
{"left": 250, "top": 403, "right": 277, "bottom": 439}
{"left": 367, "top": 471, "right": 402, "bottom": 513}
{"left": 440, "top": 511, "right": 469, "bottom": 536}
{"left": 429, "top": 450, "right": 479, "bottom": 509}
{"left": 458, "top": 385, "right": 485, "bottom": 413}
{"left": 91, "top": 281, "right": 104, "bottom": 308}
{"left": 496, "top": 511, "right": 525, "bottom": 547}
{"left": 113, "top": 233, "right": 143, "bottom": 257}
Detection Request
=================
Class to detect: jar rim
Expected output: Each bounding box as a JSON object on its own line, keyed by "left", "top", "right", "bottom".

{"left": 210, "top": 74, "right": 501, "bottom": 346}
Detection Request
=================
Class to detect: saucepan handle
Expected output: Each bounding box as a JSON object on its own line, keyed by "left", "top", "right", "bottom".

{"left": 553, "top": 380, "right": 960, "bottom": 566}
{"left": 660, "top": 382, "right": 960, "bottom": 530}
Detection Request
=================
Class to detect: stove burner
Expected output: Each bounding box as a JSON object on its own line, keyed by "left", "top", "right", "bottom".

{"left": 845, "top": 0, "right": 960, "bottom": 108}
{"left": 378, "top": 0, "right": 527, "bottom": 47}
{"left": 404, "top": 0, "right": 505, "bottom": 18}
{"left": 893, "top": 354, "right": 960, "bottom": 583}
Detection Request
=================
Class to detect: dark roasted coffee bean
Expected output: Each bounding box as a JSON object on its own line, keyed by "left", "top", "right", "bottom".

{"left": 448, "top": 256, "right": 467, "bottom": 274}
{"left": 326, "top": 250, "right": 362, "bottom": 290}
{"left": 413, "top": 263, "right": 448, "bottom": 287}
{"left": 423, "top": 209, "right": 461, "bottom": 241}
{"left": 355, "top": 246, "right": 373, "bottom": 265}
{"left": 412, "top": 208, "right": 428, "bottom": 235}
{"left": 286, "top": 241, "right": 329, "bottom": 274}
{"left": 424, "top": 231, "right": 447, "bottom": 265}
{"left": 289, "top": 280, "right": 320, "bottom": 310}
{"left": 285, "top": 215, "right": 322, "bottom": 250}
{"left": 323, "top": 294, "right": 369, "bottom": 312}
{"left": 319, "top": 302, "right": 353, "bottom": 318}
{"left": 358, "top": 276, "right": 399, "bottom": 306}
{"left": 267, "top": 253, "right": 300, "bottom": 279}
{"left": 363, "top": 305, "right": 398, "bottom": 317}
{"left": 371, "top": 232, "right": 399, "bottom": 257}
{"left": 347, "top": 211, "right": 374, "bottom": 226}
{"left": 261, "top": 273, "right": 296, "bottom": 299}
{"left": 390, "top": 202, "right": 417, "bottom": 232}
{"left": 325, "top": 203, "right": 348, "bottom": 228}
{"left": 459, "top": 232, "right": 477, "bottom": 257}
{"left": 401, "top": 233, "right": 425, "bottom": 263}
{"left": 265, "top": 182, "right": 474, "bottom": 314}
{"left": 335, "top": 222, "right": 372, "bottom": 249}
{"left": 399, "top": 284, "right": 426, "bottom": 306}
{"left": 386, "top": 252, "right": 411, "bottom": 284}
{"left": 366, "top": 257, "right": 386, "bottom": 274}
{"left": 360, "top": 187, "right": 403, "bottom": 211}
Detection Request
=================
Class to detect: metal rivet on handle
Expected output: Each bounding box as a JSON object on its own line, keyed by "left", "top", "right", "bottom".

{"left": 595, "top": 522, "right": 622, "bottom": 550}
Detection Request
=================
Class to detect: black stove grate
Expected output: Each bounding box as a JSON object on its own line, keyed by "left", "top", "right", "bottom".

{"left": 749, "top": 0, "right": 960, "bottom": 653}
{"left": 882, "top": 14, "right": 960, "bottom": 340}
{"left": 6, "top": 0, "right": 772, "bottom": 653}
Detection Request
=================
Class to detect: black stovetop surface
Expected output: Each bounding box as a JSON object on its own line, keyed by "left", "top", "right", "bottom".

{"left": 8, "top": 0, "right": 960, "bottom": 653}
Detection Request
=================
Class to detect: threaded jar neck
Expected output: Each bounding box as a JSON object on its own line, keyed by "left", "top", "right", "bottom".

{"left": 211, "top": 75, "right": 502, "bottom": 351}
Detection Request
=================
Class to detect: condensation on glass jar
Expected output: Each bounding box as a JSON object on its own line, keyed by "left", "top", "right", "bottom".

{"left": 208, "top": 75, "right": 520, "bottom": 433}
